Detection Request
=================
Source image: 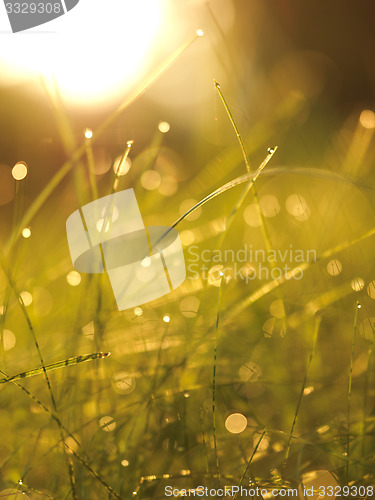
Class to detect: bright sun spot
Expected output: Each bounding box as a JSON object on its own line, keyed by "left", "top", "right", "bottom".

{"left": 0, "top": 0, "right": 163, "bottom": 105}
{"left": 84, "top": 128, "right": 93, "bottom": 139}
{"left": 12, "top": 162, "right": 28, "bottom": 180}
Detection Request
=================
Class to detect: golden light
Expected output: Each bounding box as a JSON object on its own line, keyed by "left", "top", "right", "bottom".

{"left": 239, "top": 362, "right": 262, "bottom": 382}
{"left": 158, "top": 121, "right": 171, "bottom": 133}
{"left": 259, "top": 195, "right": 280, "bottom": 217}
{"left": 84, "top": 128, "right": 93, "bottom": 139}
{"left": 253, "top": 433, "right": 269, "bottom": 451}
{"left": 33, "top": 287, "right": 54, "bottom": 317}
{"left": 179, "top": 198, "right": 202, "bottom": 221}
{"left": 141, "top": 170, "right": 161, "bottom": 190}
{"left": 180, "top": 229, "right": 195, "bottom": 246}
{"left": 113, "top": 155, "right": 132, "bottom": 176}
{"left": 158, "top": 175, "right": 178, "bottom": 196}
{"left": 179, "top": 296, "right": 200, "bottom": 318}
{"left": 82, "top": 321, "right": 95, "bottom": 341}
{"left": 367, "top": 280, "right": 375, "bottom": 299}
{"left": 91, "top": 148, "right": 112, "bottom": 175}
{"left": 243, "top": 203, "right": 262, "bottom": 227}
{"left": 351, "top": 277, "right": 364, "bottom": 291}
{"left": 208, "top": 265, "right": 225, "bottom": 287}
{"left": 299, "top": 470, "right": 339, "bottom": 500}
{"left": 326, "top": 259, "right": 342, "bottom": 276}
{"left": 285, "top": 194, "right": 310, "bottom": 220}
{"left": 263, "top": 317, "right": 276, "bottom": 337}
{"left": 22, "top": 227, "right": 32, "bottom": 238}
{"left": 163, "top": 314, "right": 171, "bottom": 323}
{"left": 359, "top": 109, "right": 375, "bottom": 129}
{"left": 359, "top": 318, "right": 375, "bottom": 340}
{"left": 12, "top": 161, "right": 28, "bottom": 180}
{"left": 99, "top": 416, "right": 116, "bottom": 432}
{"left": 67, "top": 270, "right": 81, "bottom": 286}
{"left": 19, "top": 291, "right": 33, "bottom": 306}
{"left": 2, "top": 329, "right": 16, "bottom": 351}
{"left": 121, "top": 460, "right": 130, "bottom": 467}
{"left": 225, "top": 413, "right": 247, "bottom": 434}
{"left": 64, "top": 436, "right": 79, "bottom": 455}
{"left": 269, "top": 299, "right": 285, "bottom": 319}
{"left": 111, "top": 372, "right": 136, "bottom": 395}
{"left": 303, "top": 386, "right": 315, "bottom": 395}
{"left": 0, "top": 0, "right": 163, "bottom": 105}
{"left": 134, "top": 307, "right": 143, "bottom": 317}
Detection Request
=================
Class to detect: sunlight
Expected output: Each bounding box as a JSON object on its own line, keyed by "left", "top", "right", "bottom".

{"left": 0, "top": 0, "right": 163, "bottom": 104}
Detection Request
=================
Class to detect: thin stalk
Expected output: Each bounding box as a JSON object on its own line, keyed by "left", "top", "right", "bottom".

{"left": 169, "top": 148, "right": 276, "bottom": 235}
{"left": 362, "top": 319, "right": 375, "bottom": 456}
{"left": 214, "top": 80, "right": 251, "bottom": 173}
{"left": 66, "top": 446, "right": 122, "bottom": 500}
{"left": 112, "top": 140, "right": 134, "bottom": 192}
{"left": 285, "top": 316, "right": 321, "bottom": 461}
{"left": 0, "top": 352, "right": 110, "bottom": 384}
{"left": 85, "top": 139, "right": 99, "bottom": 201}
{"left": 234, "top": 428, "right": 267, "bottom": 500}
{"left": 214, "top": 81, "right": 286, "bottom": 334}
{"left": 212, "top": 276, "right": 224, "bottom": 482}
{"left": 346, "top": 301, "right": 360, "bottom": 480}
{"left": 200, "top": 409, "right": 210, "bottom": 478}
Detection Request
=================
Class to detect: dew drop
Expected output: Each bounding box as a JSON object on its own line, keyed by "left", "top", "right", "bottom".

{"left": 134, "top": 307, "right": 143, "bottom": 317}
{"left": 158, "top": 121, "right": 170, "bottom": 134}
{"left": 22, "top": 227, "right": 31, "bottom": 238}
{"left": 267, "top": 147, "right": 276, "bottom": 154}
{"left": 12, "top": 162, "right": 28, "bottom": 180}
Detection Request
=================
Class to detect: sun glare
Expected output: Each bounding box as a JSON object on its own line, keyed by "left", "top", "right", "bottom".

{"left": 0, "top": 0, "right": 163, "bottom": 104}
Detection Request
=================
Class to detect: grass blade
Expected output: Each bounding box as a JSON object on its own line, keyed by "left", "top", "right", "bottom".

{"left": 0, "top": 352, "right": 110, "bottom": 384}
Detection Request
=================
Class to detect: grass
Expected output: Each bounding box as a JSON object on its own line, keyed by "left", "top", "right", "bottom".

{"left": 1, "top": 29, "right": 375, "bottom": 500}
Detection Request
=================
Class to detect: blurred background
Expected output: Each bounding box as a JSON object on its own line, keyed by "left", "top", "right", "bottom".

{"left": 1, "top": 0, "right": 375, "bottom": 498}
